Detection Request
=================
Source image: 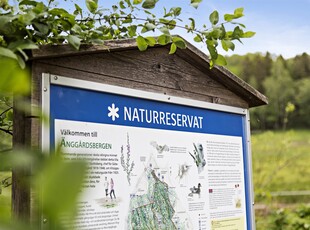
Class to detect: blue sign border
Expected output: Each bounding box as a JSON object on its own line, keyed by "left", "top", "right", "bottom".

{"left": 45, "top": 75, "right": 254, "bottom": 229}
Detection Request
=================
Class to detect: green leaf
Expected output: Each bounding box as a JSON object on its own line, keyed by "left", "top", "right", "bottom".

{"left": 6, "top": 110, "right": 13, "bottom": 122}
{"left": 214, "top": 54, "right": 227, "bottom": 66}
{"left": 172, "top": 7, "right": 182, "bottom": 16}
{"left": 66, "top": 35, "right": 81, "bottom": 50}
{"left": 231, "top": 22, "right": 246, "bottom": 28}
{"left": 224, "top": 14, "right": 235, "bottom": 22}
{"left": 221, "top": 39, "right": 235, "bottom": 51}
{"left": 144, "top": 22, "right": 156, "bottom": 31}
{"left": 17, "top": 48, "right": 28, "bottom": 61}
{"left": 224, "top": 8, "right": 244, "bottom": 22}
{"left": 16, "top": 54, "right": 26, "bottom": 69}
{"left": 33, "top": 22, "right": 49, "bottom": 35}
{"left": 127, "top": 25, "right": 137, "bottom": 37}
{"left": 188, "top": 18, "right": 195, "bottom": 30}
{"left": 207, "top": 40, "right": 218, "bottom": 60}
{"left": 85, "top": 0, "right": 98, "bottom": 14}
{"left": 209, "top": 10, "right": 219, "bottom": 25}
{"left": 0, "top": 57, "right": 30, "bottom": 94}
{"left": 136, "top": 36, "right": 148, "bottom": 51}
{"left": 167, "top": 20, "right": 176, "bottom": 30}
{"left": 119, "top": 1, "right": 126, "bottom": 9}
{"left": 49, "top": 8, "right": 70, "bottom": 16}
{"left": 0, "top": 47, "right": 18, "bottom": 60}
{"left": 159, "top": 18, "right": 176, "bottom": 29}
{"left": 145, "top": 37, "right": 156, "bottom": 46}
{"left": 159, "top": 26, "right": 170, "bottom": 35}
{"left": 172, "top": 37, "right": 186, "bottom": 49}
{"left": 38, "top": 157, "right": 87, "bottom": 221}
{"left": 33, "top": 2, "right": 45, "bottom": 14}
{"left": 19, "top": 0, "right": 37, "bottom": 6}
{"left": 234, "top": 7, "right": 244, "bottom": 17}
{"left": 169, "top": 43, "right": 177, "bottom": 54}
{"left": 112, "top": 5, "right": 118, "bottom": 12}
{"left": 210, "top": 27, "right": 223, "bottom": 39}
{"left": 71, "top": 24, "right": 82, "bottom": 34}
{"left": 194, "top": 35, "right": 202, "bottom": 42}
{"left": 232, "top": 26, "right": 244, "bottom": 38}
{"left": 20, "top": 11, "right": 36, "bottom": 25}
{"left": 74, "top": 4, "right": 82, "bottom": 15}
{"left": 201, "top": 30, "right": 210, "bottom": 37}
{"left": 242, "top": 31, "right": 256, "bottom": 38}
{"left": 157, "top": 34, "right": 171, "bottom": 45}
{"left": 209, "top": 60, "right": 214, "bottom": 68}
{"left": 190, "top": 0, "right": 202, "bottom": 9}
{"left": 142, "top": 0, "right": 158, "bottom": 9}
{"left": 133, "top": 0, "right": 142, "bottom": 4}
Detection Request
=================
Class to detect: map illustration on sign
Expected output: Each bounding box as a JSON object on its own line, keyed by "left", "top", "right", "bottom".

{"left": 128, "top": 142, "right": 192, "bottom": 229}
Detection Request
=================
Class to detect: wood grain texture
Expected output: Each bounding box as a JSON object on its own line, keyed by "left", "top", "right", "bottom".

{"left": 174, "top": 42, "right": 268, "bottom": 107}
{"left": 31, "top": 38, "right": 268, "bottom": 107}
{"left": 12, "top": 98, "right": 31, "bottom": 222}
{"left": 31, "top": 47, "right": 249, "bottom": 108}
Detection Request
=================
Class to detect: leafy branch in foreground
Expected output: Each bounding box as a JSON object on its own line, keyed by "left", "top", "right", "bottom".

{"left": 0, "top": 0, "right": 255, "bottom": 69}
{"left": 0, "top": 96, "right": 13, "bottom": 136}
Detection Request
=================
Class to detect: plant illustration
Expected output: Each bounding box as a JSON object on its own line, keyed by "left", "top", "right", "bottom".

{"left": 120, "top": 133, "right": 135, "bottom": 185}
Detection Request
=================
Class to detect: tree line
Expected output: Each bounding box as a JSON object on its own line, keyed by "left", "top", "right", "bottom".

{"left": 226, "top": 52, "right": 310, "bottom": 130}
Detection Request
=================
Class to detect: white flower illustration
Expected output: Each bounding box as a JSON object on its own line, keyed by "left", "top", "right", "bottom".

{"left": 108, "top": 103, "right": 119, "bottom": 121}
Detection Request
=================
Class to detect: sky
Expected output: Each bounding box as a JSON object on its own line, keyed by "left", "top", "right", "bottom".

{"left": 167, "top": 0, "right": 310, "bottom": 58}
{"left": 60, "top": 0, "right": 310, "bottom": 58}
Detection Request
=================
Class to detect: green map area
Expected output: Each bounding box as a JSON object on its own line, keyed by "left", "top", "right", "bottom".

{"left": 128, "top": 168, "right": 178, "bottom": 229}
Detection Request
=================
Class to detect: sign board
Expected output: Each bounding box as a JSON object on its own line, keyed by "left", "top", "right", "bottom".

{"left": 42, "top": 74, "right": 255, "bottom": 229}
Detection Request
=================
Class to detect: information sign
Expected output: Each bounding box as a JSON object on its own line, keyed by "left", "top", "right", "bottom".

{"left": 42, "top": 74, "right": 255, "bottom": 229}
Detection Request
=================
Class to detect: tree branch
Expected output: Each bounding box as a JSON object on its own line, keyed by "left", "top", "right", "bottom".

{"left": 0, "top": 127, "right": 13, "bottom": 136}
{"left": 76, "top": 15, "right": 217, "bottom": 35}
{"left": 0, "top": 106, "right": 12, "bottom": 117}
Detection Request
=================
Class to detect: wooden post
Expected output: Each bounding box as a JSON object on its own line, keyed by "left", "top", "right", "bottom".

{"left": 12, "top": 97, "right": 31, "bottom": 222}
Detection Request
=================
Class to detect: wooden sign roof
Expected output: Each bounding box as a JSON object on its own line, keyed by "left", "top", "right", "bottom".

{"left": 31, "top": 37, "right": 268, "bottom": 108}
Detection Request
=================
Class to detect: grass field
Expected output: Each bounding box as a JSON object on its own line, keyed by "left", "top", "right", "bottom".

{"left": 252, "top": 130, "right": 310, "bottom": 201}
{"left": 251, "top": 130, "right": 310, "bottom": 229}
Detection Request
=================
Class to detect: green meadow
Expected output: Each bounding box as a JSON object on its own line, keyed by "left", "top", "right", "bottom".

{"left": 252, "top": 130, "right": 310, "bottom": 200}
{"left": 251, "top": 130, "right": 310, "bottom": 229}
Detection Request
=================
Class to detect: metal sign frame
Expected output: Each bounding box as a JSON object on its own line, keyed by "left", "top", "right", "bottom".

{"left": 42, "top": 73, "right": 255, "bottom": 229}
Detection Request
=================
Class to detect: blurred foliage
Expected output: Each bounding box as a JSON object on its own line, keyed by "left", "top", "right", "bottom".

{"left": 0, "top": 171, "right": 12, "bottom": 222}
{"left": 0, "top": 148, "right": 87, "bottom": 229}
{"left": 226, "top": 52, "right": 310, "bottom": 130}
{"left": 256, "top": 205, "right": 310, "bottom": 230}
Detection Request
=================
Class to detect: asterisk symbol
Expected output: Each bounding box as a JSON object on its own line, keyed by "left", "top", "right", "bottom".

{"left": 108, "top": 103, "right": 119, "bottom": 121}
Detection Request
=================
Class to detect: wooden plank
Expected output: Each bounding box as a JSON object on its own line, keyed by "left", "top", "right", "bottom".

{"left": 12, "top": 98, "right": 31, "bottom": 222}
{"left": 31, "top": 38, "right": 140, "bottom": 60}
{"left": 174, "top": 43, "right": 268, "bottom": 107}
{"left": 36, "top": 48, "right": 220, "bottom": 87}
{"left": 31, "top": 38, "right": 268, "bottom": 107}
{"left": 32, "top": 46, "right": 248, "bottom": 107}
{"left": 31, "top": 61, "right": 248, "bottom": 108}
